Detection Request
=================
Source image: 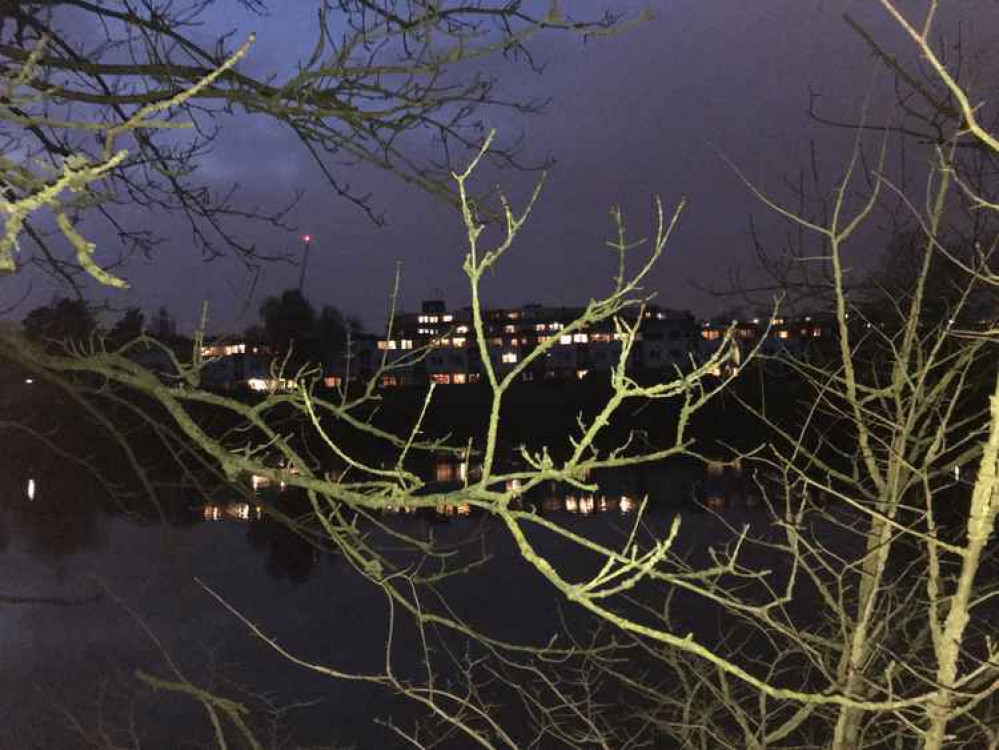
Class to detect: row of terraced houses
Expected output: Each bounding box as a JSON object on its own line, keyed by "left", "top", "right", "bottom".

{"left": 200, "top": 299, "right": 834, "bottom": 391}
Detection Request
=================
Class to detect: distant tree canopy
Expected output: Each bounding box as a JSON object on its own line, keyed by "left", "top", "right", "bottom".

{"left": 257, "top": 289, "right": 360, "bottom": 371}
{"left": 22, "top": 298, "right": 96, "bottom": 346}
{"left": 860, "top": 231, "right": 999, "bottom": 330}
{"left": 107, "top": 307, "right": 144, "bottom": 346}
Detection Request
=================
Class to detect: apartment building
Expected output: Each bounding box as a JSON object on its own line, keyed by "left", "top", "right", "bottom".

{"left": 195, "top": 304, "right": 836, "bottom": 390}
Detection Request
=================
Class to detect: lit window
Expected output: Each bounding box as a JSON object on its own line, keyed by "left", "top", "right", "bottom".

{"left": 418, "top": 315, "right": 428, "bottom": 323}
{"left": 401, "top": 339, "right": 414, "bottom": 349}
{"left": 535, "top": 323, "right": 546, "bottom": 331}
{"left": 508, "top": 338, "right": 519, "bottom": 347}
{"left": 812, "top": 328, "right": 821, "bottom": 337}
{"left": 381, "top": 375, "right": 399, "bottom": 387}
{"left": 504, "top": 324, "right": 516, "bottom": 333}
{"left": 548, "top": 322, "right": 563, "bottom": 331}
{"left": 452, "top": 337, "right": 466, "bottom": 347}
{"left": 576, "top": 369, "right": 588, "bottom": 379}
{"left": 538, "top": 335, "right": 550, "bottom": 343}
{"left": 507, "top": 311, "right": 520, "bottom": 320}
{"left": 452, "top": 373, "right": 467, "bottom": 384}
{"left": 443, "top": 314, "right": 453, "bottom": 322}
{"left": 378, "top": 340, "right": 398, "bottom": 350}
{"left": 559, "top": 334, "right": 572, "bottom": 345}
{"left": 572, "top": 333, "right": 588, "bottom": 343}
{"left": 501, "top": 352, "right": 518, "bottom": 364}
{"left": 778, "top": 330, "right": 789, "bottom": 340}
{"left": 431, "top": 373, "right": 451, "bottom": 384}
{"left": 456, "top": 325, "right": 469, "bottom": 334}
{"left": 590, "top": 333, "right": 611, "bottom": 342}
{"left": 489, "top": 337, "right": 503, "bottom": 346}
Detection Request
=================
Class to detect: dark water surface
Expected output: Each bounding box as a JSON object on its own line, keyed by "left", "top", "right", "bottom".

{"left": 1, "top": 457, "right": 763, "bottom": 749}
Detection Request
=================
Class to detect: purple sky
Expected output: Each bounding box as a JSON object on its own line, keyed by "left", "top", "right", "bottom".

{"left": 5, "top": 1, "right": 997, "bottom": 333}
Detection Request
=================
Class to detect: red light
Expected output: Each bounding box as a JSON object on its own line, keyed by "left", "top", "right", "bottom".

{"left": 302, "top": 234, "right": 312, "bottom": 243}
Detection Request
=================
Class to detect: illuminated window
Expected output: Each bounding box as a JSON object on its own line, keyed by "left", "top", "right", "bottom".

{"left": 489, "top": 337, "right": 503, "bottom": 346}
{"left": 381, "top": 375, "right": 399, "bottom": 387}
{"left": 247, "top": 377, "right": 293, "bottom": 392}
{"left": 559, "top": 334, "right": 572, "bottom": 345}
{"left": 452, "top": 373, "right": 467, "bottom": 384}
{"left": 443, "top": 314, "right": 454, "bottom": 322}
{"left": 401, "top": 339, "right": 414, "bottom": 349}
{"left": 508, "top": 338, "right": 519, "bottom": 347}
{"left": 572, "top": 333, "right": 588, "bottom": 343}
{"left": 504, "top": 324, "right": 516, "bottom": 333}
{"left": 590, "top": 333, "right": 611, "bottom": 342}
{"left": 538, "top": 335, "right": 550, "bottom": 343}
{"left": 501, "top": 352, "right": 518, "bottom": 364}
{"left": 548, "top": 322, "right": 563, "bottom": 331}
{"left": 576, "top": 369, "right": 589, "bottom": 379}
{"left": 431, "top": 373, "right": 451, "bottom": 384}
{"left": 778, "top": 330, "right": 789, "bottom": 340}
{"left": 452, "top": 337, "right": 466, "bottom": 347}
{"left": 456, "top": 325, "right": 469, "bottom": 334}
{"left": 812, "top": 328, "right": 821, "bottom": 337}
{"left": 507, "top": 311, "right": 520, "bottom": 320}
{"left": 324, "top": 376, "right": 343, "bottom": 388}
{"left": 378, "top": 340, "right": 398, "bottom": 350}
{"left": 418, "top": 315, "right": 428, "bottom": 323}
{"left": 535, "top": 323, "right": 546, "bottom": 331}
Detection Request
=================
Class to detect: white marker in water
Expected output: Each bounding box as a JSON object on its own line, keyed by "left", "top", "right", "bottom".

{"left": 27, "top": 478, "right": 36, "bottom": 501}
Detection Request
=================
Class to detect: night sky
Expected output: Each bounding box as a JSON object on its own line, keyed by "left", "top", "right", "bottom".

{"left": 5, "top": 1, "right": 998, "bottom": 333}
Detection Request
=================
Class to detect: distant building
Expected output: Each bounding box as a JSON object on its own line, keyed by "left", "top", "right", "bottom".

{"left": 337, "top": 300, "right": 701, "bottom": 386}
{"left": 698, "top": 313, "right": 836, "bottom": 374}
{"left": 199, "top": 342, "right": 277, "bottom": 390}
{"left": 195, "top": 304, "right": 838, "bottom": 391}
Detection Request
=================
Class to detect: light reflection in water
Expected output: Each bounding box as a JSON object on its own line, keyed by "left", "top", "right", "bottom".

{"left": 203, "top": 503, "right": 263, "bottom": 522}
{"left": 27, "top": 478, "right": 36, "bottom": 501}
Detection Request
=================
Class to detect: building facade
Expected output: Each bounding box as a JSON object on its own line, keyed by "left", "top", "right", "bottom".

{"left": 196, "top": 303, "right": 836, "bottom": 390}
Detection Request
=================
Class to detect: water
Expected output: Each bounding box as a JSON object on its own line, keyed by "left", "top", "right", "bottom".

{"left": 0, "top": 456, "right": 763, "bottom": 749}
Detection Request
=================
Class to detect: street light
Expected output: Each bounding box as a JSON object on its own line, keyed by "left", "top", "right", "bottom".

{"left": 298, "top": 233, "right": 312, "bottom": 294}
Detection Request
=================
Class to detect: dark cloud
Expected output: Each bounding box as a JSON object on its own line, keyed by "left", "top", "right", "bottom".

{"left": 6, "top": 1, "right": 998, "bottom": 333}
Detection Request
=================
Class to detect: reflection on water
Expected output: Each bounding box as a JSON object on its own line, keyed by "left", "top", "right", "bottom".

{"left": 203, "top": 503, "right": 262, "bottom": 522}
{"left": 0, "top": 451, "right": 770, "bottom": 749}
{"left": 193, "top": 457, "right": 756, "bottom": 527}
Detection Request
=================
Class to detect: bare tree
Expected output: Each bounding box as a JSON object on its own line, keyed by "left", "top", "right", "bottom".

{"left": 0, "top": 1, "right": 624, "bottom": 289}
